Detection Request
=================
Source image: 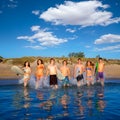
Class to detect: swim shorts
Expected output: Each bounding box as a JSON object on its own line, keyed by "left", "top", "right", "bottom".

{"left": 76, "top": 74, "right": 83, "bottom": 81}
{"left": 50, "top": 75, "right": 58, "bottom": 85}
{"left": 98, "top": 72, "right": 104, "bottom": 79}
{"left": 62, "top": 76, "right": 69, "bottom": 85}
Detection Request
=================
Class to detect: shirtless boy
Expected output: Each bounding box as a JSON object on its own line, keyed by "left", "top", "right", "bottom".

{"left": 47, "top": 58, "right": 58, "bottom": 89}
{"left": 60, "top": 60, "right": 70, "bottom": 87}
{"left": 74, "top": 58, "right": 85, "bottom": 87}
{"left": 97, "top": 58, "right": 105, "bottom": 86}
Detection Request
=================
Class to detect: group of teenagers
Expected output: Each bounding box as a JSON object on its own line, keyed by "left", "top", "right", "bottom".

{"left": 22, "top": 57, "right": 105, "bottom": 89}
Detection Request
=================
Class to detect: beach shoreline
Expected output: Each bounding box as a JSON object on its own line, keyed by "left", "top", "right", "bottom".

{"left": 0, "top": 62, "right": 120, "bottom": 80}
{"left": 0, "top": 76, "right": 120, "bottom": 80}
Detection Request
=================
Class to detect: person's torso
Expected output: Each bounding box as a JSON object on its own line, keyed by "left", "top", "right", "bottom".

{"left": 49, "top": 65, "right": 57, "bottom": 75}
{"left": 61, "top": 66, "right": 69, "bottom": 76}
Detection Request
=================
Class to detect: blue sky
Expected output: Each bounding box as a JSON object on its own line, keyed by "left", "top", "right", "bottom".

{"left": 0, "top": 0, "right": 120, "bottom": 59}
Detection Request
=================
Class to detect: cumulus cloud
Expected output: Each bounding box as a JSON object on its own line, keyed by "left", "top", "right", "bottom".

{"left": 40, "top": 1, "right": 120, "bottom": 27}
{"left": 95, "top": 44, "right": 120, "bottom": 51}
{"left": 32, "top": 10, "right": 40, "bottom": 15}
{"left": 94, "top": 34, "right": 120, "bottom": 44}
{"left": 66, "top": 28, "right": 76, "bottom": 33}
{"left": 17, "top": 25, "right": 67, "bottom": 49}
{"left": 31, "top": 26, "right": 40, "bottom": 31}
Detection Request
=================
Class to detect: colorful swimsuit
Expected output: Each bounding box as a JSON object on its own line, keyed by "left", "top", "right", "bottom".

{"left": 36, "top": 65, "right": 44, "bottom": 78}
{"left": 86, "top": 67, "right": 92, "bottom": 79}
{"left": 24, "top": 67, "right": 31, "bottom": 79}
{"left": 98, "top": 72, "right": 104, "bottom": 79}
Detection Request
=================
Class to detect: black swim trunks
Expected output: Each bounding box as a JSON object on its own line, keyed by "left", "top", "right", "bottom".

{"left": 50, "top": 75, "right": 58, "bottom": 85}
{"left": 76, "top": 74, "right": 83, "bottom": 81}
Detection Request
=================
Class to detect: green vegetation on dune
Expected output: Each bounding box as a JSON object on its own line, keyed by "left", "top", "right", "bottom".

{"left": 0, "top": 54, "right": 120, "bottom": 65}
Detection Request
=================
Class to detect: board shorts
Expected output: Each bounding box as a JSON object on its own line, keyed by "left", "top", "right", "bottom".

{"left": 50, "top": 75, "right": 58, "bottom": 85}
{"left": 98, "top": 72, "right": 104, "bottom": 79}
{"left": 62, "top": 76, "right": 69, "bottom": 85}
{"left": 76, "top": 74, "right": 83, "bottom": 81}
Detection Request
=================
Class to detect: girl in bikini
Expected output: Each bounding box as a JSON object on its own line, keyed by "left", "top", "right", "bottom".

{"left": 86, "top": 61, "right": 94, "bottom": 86}
{"left": 35, "top": 59, "right": 44, "bottom": 88}
{"left": 23, "top": 61, "right": 31, "bottom": 87}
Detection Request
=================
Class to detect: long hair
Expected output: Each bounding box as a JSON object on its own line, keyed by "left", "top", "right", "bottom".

{"left": 86, "top": 61, "right": 92, "bottom": 67}
{"left": 37, "top": 59, "right": 44, "bottom": 65}
{"left": 24, "top": 61, "right": 30, "bottom": 67}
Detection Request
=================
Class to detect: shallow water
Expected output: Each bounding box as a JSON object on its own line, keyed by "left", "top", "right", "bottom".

{"left": 0, "top": 79, "right": 120, "bottom": 120}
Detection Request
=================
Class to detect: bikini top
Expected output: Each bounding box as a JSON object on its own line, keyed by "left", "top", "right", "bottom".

{"left": 37, "top": 65, "right": 44, "bottom": 70}
{"left": 24, "top": 67, "right": 31, "bottom": 73}
{"left": 86, "top": 67, "right": 92, "bottom": 71}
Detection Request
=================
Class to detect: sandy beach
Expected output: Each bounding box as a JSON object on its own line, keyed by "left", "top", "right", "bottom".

{"left": 0, "top": 62, "right": 120, "bottom": 80}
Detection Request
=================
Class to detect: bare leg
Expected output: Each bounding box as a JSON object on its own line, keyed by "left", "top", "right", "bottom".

{"left": 100, "top": 79, "right": 104, "bottom": 86}
{"left": 24, "top": 79, "right": 28, "bottom": 87}
{"left": 55, "top": 85, "right": 58, "bottom": 89}
{"left": 87, "top": 81, "right": 90, "bottom": 87}
{"left": 77, "top": 81, "right": 81, "bottom": 87}
{"left": 35, "top": 76, "right": 40, "bottom": 89}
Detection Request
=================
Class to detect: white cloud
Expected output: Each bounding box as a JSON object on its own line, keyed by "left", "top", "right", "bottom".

{"left": 25, "top": 45, "right": 46, "bottom": 49}
{"left": 17, "top": 25, "right": 67, "bottom": 48}
{"left": 94, "top": 34, "right": 120, "bottom": 44}
{"left": 32, "top": 10, "right": 40, "bottom": 15}
{"left": 31, "top": 26, "right": 40, "bottom": 31}
{"left": 66, "top": 28, "right": 76, "bottom": 33}
{"left": 40, "top": 1, "right": 120, "bottom": 27}
{"left": 17, "top": 36, "right": 35, "bottom": 43}
{"left": 95, "top": 44, "right": 120, "bottom": 51}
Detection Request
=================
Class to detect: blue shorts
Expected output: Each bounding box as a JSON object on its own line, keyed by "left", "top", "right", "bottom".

{"left": 62, "top": 76, "right": 69, "bottom": 85}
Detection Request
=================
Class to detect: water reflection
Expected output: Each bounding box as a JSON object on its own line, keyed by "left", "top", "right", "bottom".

{"left": 11, "top": 84, "right": 107, "bottom": 119}
{"left": 37, "top": 91, "right": 44, "bottom": 100}
{"left": 60, "top": 89, "right": 70, "bottom": 117}
{"left": 23, "top": 88, "right": 30, "bottom": 108}
{"left": 95, "top": 86, "right": 106, "bottom": 112}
